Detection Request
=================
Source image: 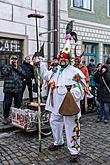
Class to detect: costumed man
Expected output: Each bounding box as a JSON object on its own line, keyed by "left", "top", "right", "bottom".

{"left": 36, "top": 34, "right": 86, "bottom": 162}
{"left": 74, "top": 45, "right": 90, "bottom": 114}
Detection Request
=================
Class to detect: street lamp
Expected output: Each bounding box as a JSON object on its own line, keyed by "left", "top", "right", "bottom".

{"left": 28, "top": 12, "right": 44, "bottom": 52}
{"left": 28, "top": 12, "right": 44, "bottom": 152}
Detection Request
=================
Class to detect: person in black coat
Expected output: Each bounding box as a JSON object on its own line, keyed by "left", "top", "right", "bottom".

{"left": 94, "top": 65, "right": 110, "bottom": 123}
{"left": 106, "top": 57, "right": 110, "bottom": 72}
{"left": 2, "top": 55, "right": 26, "bottom": 124}
{"left": 21, "top": 56, "right": 34, "bottom": 102}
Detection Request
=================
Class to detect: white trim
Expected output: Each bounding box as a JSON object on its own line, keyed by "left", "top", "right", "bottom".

{"left": 60, "top": 14, "right": 110, "bottom": 30}
{"left": 0, "top": 32, "right": 28, "bottom": 58}
{"left": 91, "top": 0, "right": 94, "bottom": 12}
{"left": 107, "top": 0, "right": 110, "bottom": 16}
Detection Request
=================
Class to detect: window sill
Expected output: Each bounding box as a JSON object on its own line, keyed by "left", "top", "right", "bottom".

{"left": 106, "top": 15, "right": 110, "bottom": 18}
{"left": 69, "top": 6, "right": 94, "bottom": 14}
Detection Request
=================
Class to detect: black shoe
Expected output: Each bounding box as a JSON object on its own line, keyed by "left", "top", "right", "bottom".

{"left": 48, "top": 143, "right": 64, "bottom": 151}
{"left": 2, "top": 118, "right": 9, "bottom": 125}
{"left": 104, "top": 119, "right": 109, "bottom": 124}
{"left": 69, "top": 154, "right": 79, "bottom": 162}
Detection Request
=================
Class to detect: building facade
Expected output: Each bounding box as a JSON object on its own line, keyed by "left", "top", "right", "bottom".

{"left": 0, "top": 0, "right": 56, "bottom": 101}
{"left": 1, "top": 0, "right": 110, "bottom": 101}
{"left": 59, "top": 0, "right": 110, "bottom": 65}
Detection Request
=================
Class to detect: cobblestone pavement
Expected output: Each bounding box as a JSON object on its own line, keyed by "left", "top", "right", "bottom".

{"left": 0, "top": 112, "right": 110, "bottom": 165}
{"left": 0, "top": 102, "right": 15, "bottom": 133}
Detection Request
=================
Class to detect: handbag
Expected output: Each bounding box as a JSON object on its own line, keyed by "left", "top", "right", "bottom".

{"left": 59, "top": 91, "right": 80, "bottom": 116}
{"left": 102, "top": 77, "right": 110, "bottom": 93}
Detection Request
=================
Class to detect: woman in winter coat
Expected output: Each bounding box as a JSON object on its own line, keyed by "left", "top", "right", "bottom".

{"left": 94, "top": 65, "right": 110, "bottom": 123}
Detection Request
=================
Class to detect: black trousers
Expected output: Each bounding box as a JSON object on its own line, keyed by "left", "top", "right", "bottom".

{"left": 21, "top": 79, "right": 33, "bottom": 102}
{"left": 3, "top": 92, "right": 21, "bottom": 118}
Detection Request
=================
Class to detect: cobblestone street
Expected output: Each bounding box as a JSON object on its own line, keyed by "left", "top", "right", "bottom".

{"left": 0, "top": 112, "right": 110, "bottom": 165}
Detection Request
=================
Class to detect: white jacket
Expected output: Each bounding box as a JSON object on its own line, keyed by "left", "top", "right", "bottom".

{"left": 40, "top": 62, "right": 86, "bottom": 116}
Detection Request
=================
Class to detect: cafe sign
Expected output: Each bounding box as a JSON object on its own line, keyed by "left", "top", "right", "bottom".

{"left": 0, "top": 37, "right": 23, "bottom": 53}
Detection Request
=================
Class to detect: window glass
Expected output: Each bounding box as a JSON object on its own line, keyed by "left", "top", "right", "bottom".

{"left": 0, "top": 37, "right": 23, "bottom": 80}
{"left": 73, "top": 0, "right": 92, "bottom": 11}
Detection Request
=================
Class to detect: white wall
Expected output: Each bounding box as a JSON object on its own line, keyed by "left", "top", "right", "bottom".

{"left": 0, "top": 0, "right": 50, "bottom": 101}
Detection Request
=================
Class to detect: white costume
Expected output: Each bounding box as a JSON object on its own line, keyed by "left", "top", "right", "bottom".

{"left": 40, "top": 62, "right": 86, "bottom": 155}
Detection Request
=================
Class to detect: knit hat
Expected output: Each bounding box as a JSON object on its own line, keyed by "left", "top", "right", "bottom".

{"left": 10, "top": 55, "right": 18, "bottom": 60}
{"left": 106, "top": 58, "right": 110, "bottom": 64}
{"left": 101, "top": 65, "right": 108, "bottom": 70}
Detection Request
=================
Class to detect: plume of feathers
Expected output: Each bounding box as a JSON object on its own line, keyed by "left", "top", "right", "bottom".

{"left": 66, "top": 20, "right": 78, "bottom": 43}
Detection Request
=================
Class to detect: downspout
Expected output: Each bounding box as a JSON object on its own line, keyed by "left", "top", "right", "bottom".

{"left": 48, "top": 0, "right": 51, "bottom": 61}
{"left": 53, "top": 0, "right": 58, "bottom": 58}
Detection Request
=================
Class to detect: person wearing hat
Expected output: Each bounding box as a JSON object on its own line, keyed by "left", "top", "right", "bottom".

{"left": 94, "top": 65, "right": 110, "bottom": 123}
{"left": 37, "top": 36, "right": 86, "bottom": 162}
{"left": 1, "top": 55, "right": 26, "bottom": 125}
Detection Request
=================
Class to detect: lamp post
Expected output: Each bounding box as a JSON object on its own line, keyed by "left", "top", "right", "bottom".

{"left": 28, "top": 12, "right": 44, "bottom": 152}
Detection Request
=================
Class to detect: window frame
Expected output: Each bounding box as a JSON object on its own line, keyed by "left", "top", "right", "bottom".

{"left": 0, "top": 32, "right": 28, "bottom": 82}
{"left": 107, "top": 0, "right": 110, "bottom": 17}
{"left": 71, "top": 0, "right": 93, "bottom": 12}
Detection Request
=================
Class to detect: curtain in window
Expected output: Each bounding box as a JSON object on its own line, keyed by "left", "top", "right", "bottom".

{"left": 74, "top": 0, "right": 91, "bottom": 10}
{"left": 74, "top": 0, "right": 82, "bottom": 7}
{"left": 83, "top": 0, "right": 91, "bottom": 10}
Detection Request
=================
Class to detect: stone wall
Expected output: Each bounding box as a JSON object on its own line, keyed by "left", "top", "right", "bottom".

{"left": 0, "top": 0, "right": 50, "bottom": 101}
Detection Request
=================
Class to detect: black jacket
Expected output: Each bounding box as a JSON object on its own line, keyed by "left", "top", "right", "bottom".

{"left": 94, "top": 70, "right": 110, "bottom": 103}
{"left": 2, "top": 64, "right": 26, "bottom": 93}
{"left": 21, "top": 61, "right": 34, "bottom": 80}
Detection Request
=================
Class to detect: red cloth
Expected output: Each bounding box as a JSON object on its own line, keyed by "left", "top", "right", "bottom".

{"left": 80, "top": 65, "right": 90, "bottom": 84}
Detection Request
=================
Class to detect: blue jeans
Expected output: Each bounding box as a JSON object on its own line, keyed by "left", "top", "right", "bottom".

{"left": 97, "top": 103, "right": 109, "bottom": 121}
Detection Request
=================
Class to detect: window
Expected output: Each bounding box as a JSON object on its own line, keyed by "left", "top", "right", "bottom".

{"left": 72, "top": 0, "right": 92, "bottom": 11}
{"left": 82, "top": 43, "right": 98, "bottom": 65}
{"left": 0, "top": 37, "right": 23, "bottom": 80}
{"left": 107, "top": 0, "right": 110, "bottom": 16}
{"left": 103, "top": 44, "right": 110, "bottom": 63}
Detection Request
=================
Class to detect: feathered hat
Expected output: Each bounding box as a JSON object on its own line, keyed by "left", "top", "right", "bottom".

{"left": 59, "top": 20, "right": 78, "bottom": 60}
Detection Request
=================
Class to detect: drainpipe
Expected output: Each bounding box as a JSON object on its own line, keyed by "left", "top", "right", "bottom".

{"left": 48, "top": 0, "right": 51, "bottom": 61}
{"left": 53, "top": 0, "right": 58, "bottom": 58}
